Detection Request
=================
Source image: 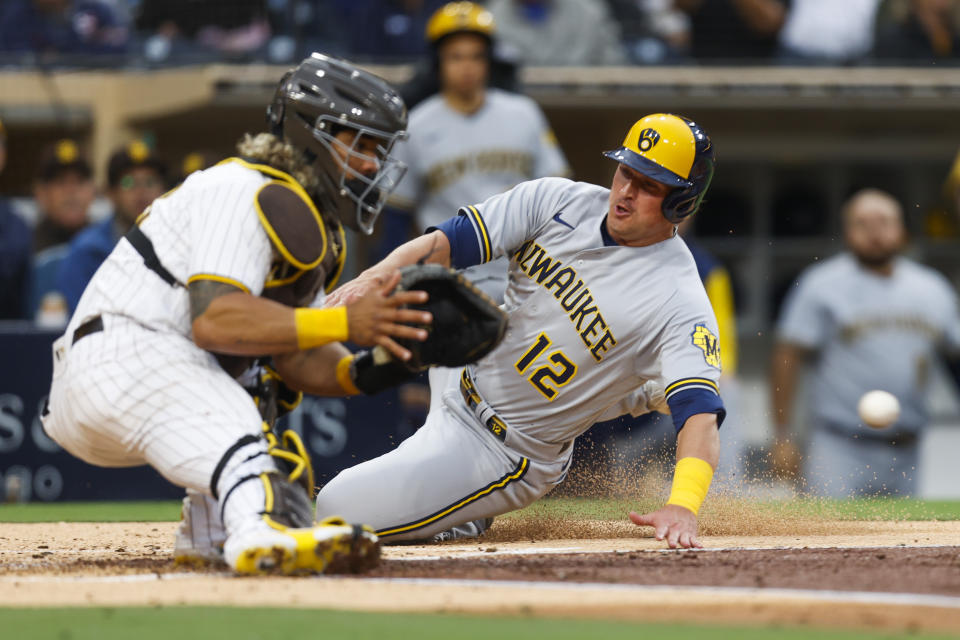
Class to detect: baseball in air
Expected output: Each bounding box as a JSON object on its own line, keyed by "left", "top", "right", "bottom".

{"left": 857, "top": 390, "right": 900, "bottom": 429}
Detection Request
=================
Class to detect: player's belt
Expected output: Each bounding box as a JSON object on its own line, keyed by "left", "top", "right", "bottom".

{"left": 72, "top": 315, "right": 103, "bottom": 345}
{"left": 459, "top": 368, "right": 508, "bottom": 443}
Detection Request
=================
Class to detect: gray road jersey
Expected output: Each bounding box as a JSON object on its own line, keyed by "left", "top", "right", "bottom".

{"left": 777, "top": 253, "right": 960, "bottom": 433}
{"left": 463, "top": 177, "right": 722, "bottom": 445}
{"left": 389, "top": 89, "right": 568, "bottom": 232}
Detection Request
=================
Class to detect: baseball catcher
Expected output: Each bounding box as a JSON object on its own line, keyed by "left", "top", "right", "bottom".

{"left": 41, "top": 53, "right": 503, "bottom": 576}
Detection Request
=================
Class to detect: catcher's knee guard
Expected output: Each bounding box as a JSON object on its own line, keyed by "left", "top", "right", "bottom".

{"left": 251, "top": 363, "right": 303, "bottom": 426}
{"left": 212, "top": 432, "right": 315, "bottom": 530}
{"left": 262, "top": 422, "right": 315, "bottom": 498}
{"left": 258, "top": 470, "right": 315, "bottom": 529}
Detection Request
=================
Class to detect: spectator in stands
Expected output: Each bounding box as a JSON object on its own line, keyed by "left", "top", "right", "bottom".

{"left": 32, "top": 139, "right": 93, "bottom": 252}
{"left": 770, "top": 189, "right": 960, "bottom": 497}
{"left": 875, "top": 0, "right": 960, "bottom": 62}
{"left": 56, "top": 140, "right": 167, "bottom": 315}
{"left": 675, "top": 0, "right": 787, "bottom": 62}
{"left": 777, "top": 0, "right": 884, "bottom": 64}
{"left": 0, "top": 118, "right": 33, "bottom": 320}
{"left": 318, "top": 0, "right": 449, "bottom": 61}
{"left": 135, "top": 0, "right": 270, "bottom": 61}
{"left": 485, "top": 0, "right": 628, "bottom": 65}
{"left": 384, "top": 1, "right": 569, "bottom": 301}
{"left": 614, "top": 0, "right": 691, "bottom": 64}
{"left": 0, "top": 0, "right": 128, "bottom": 57}
{"left": 29, "top": 139, "right": 95, "bottom": 326}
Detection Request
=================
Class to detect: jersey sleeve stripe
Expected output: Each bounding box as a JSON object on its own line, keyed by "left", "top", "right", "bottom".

{"left": 465, "top": 205, "right": 492, "bottom": 263}
{"left": 666, "top": 387, "right": 726, "bottom": 432}
{"left": 186, "top": 273, "right": 252, "bottom": 293}
{"left": 375, "top": 457, "right": 529, "bottom": 538}
{"left": 432, "top": 215, "right": 482, "bottom": 268}
{"left": 665, "top": 377, "right": 719, "bottom": 397}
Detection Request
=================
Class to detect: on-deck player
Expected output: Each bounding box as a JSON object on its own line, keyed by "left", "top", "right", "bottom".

{"left": 317, "top": 113, "right": 725, "bottom": 549}
{"left": 41, "top": 54, "right": 432, "bottom": 575}
{"left": 384, "top": 1, "right": 569, "bottom": 302}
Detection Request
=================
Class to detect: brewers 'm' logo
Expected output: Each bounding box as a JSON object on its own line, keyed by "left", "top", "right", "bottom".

{"left": 691, "top": 323, "right": 721, "bottom": 369}
{"left": 637, "top": 128, "right": 661, "bottom": 152}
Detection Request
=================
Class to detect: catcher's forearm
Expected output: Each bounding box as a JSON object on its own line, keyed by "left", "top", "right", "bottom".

{"left": 272, "top": 343, "right": 355, "bottom": 396}
{"left": 192, "top": 292, "right": 348, "bottom": 356}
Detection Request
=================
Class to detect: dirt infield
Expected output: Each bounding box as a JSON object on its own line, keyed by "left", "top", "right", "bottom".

{"left": 3, "top": 520, "right": 960, "bottom": 634}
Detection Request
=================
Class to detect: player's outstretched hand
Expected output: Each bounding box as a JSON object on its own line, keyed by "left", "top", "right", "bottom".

{"left": 326, "top": 270, "right": 387, "bottom": 308}
{"left": 629, "top": 504, "right": 702, "bottom": 549}
{"left": 345, "top": 271, "right": 432, "bottom": 362}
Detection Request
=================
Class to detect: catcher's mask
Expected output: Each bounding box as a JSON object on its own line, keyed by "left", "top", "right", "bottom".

{"left": 267, "top": 53, "right": 408, "bottom": 234}
{"left": 603, "top": 113, "right": 715, "bottom": 223}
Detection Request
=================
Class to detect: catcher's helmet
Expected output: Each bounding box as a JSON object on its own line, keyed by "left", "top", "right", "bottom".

{"left": 267, "top": 53, "right": 408, "bottom": 234}
{"left": 603, "top": 113, "right": 715, "bottom": 223}
{"left": 426, "top": 2, "right": 495, "bottom": 45}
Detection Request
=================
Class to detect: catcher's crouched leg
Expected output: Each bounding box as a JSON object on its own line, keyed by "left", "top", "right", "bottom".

{"left": 214, "top": 435, "right": 379, "bottom": 575}
{"left": 174, "top": 490, "right": 227, "bottom": 566}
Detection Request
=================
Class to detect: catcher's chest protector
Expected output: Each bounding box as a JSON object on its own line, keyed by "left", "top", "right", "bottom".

{"left": 239, "top": 160, "right": 346, "bottom": 308}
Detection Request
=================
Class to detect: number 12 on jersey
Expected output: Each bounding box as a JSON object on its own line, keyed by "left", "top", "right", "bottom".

{"left": 515, "top": 332, "right": 577, "bottom": 401}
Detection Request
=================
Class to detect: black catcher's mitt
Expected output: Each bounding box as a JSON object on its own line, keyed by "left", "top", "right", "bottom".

{"left": 396, "top": 264, "right": 508, "bottom": 370}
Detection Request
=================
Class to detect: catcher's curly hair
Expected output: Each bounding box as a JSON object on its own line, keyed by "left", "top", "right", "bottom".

{"left": 236, "top": 132, "right": 320, "bottom": 193}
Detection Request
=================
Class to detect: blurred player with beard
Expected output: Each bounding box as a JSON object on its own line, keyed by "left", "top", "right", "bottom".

{"left": 771, "top": 189, "right": 960, "bottom": 497}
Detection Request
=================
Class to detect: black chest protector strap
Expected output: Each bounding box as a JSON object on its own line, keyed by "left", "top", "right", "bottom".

{"left": 125, "top": 225, "right": 184, "bottom": 288}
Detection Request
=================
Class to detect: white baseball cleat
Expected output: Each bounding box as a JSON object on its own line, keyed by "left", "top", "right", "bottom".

{"left": 173, "top": 493, "right": 226, "bottom": 567}
{"left": 223, "top": 517, "right": 380, "bottom": 576}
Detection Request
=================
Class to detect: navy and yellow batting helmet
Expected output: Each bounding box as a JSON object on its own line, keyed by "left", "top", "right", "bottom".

{"left": 426, "top": 2, "right": 495, "bottom": 45}
{"left": 603, "top": 113, "right": 715, "bottom": 223}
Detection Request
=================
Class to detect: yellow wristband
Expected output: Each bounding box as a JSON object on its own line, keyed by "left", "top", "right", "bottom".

{"left": 336, "top": 354, "right": 360, "bottom": 395}
{"left": 294, "top": 307, "right": 349, "bottom": 350}
{"left": 666, "top": 457, "right": 714, "bottom": 515}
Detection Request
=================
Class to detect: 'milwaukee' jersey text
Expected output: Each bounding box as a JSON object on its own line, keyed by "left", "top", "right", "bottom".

{"left": 435, "top": 177, "right": 725, "bottom": 445}
{"left": 513, "top": 240, "right": 617, "bottom": 362}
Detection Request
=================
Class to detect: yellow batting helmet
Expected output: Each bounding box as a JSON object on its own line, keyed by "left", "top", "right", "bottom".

{"left": 604, "top": 113, "right": 715, "bottom": 222}
{"left": 426, "top": 2, "right": 495, "bottom": 44}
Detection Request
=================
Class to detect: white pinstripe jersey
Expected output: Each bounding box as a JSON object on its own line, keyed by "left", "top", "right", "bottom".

{"left": 68, "top": 161, "right": 318, "bottom": 340}
{"left": 458, "top": 178, "right": 723, "bottom": 444}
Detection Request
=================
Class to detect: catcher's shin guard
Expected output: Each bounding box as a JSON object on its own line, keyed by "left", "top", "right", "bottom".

{"left": 222, "top": 473, "right": 380, "bottom": 575}
{"left": 214, "top": 436, "right": 378, "bottom": 575}
{"left": 261, "top": 421, "right": 315, "bottom": 499}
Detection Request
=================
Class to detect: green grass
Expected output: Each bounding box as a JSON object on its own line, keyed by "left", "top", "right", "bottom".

{"left": 0, "top": 608, "right": 954, "bottom": 640}
{"left": 2, "top": 497, "right": 959, "bottom": 523}
{"left": 504, "top": 496, "right": 960, "bottom": 522}
{"left": 0, "top": 500, "right": 181, "bottom": 522}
